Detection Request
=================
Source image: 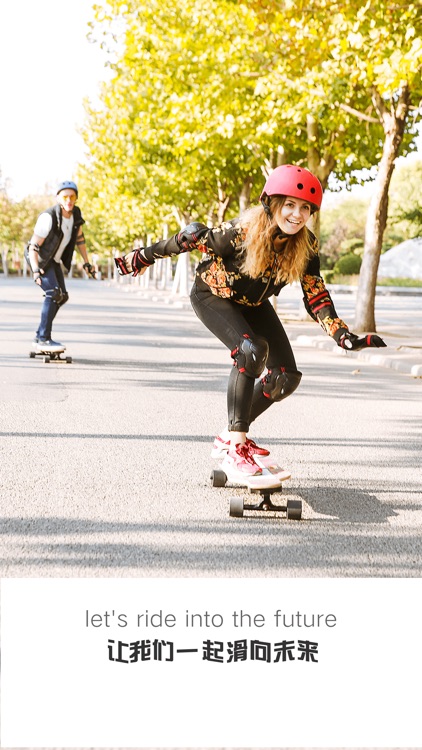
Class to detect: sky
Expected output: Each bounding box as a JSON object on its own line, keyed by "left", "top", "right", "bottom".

{"left": 0, "top": 0, "right": 110, "bottom": 200}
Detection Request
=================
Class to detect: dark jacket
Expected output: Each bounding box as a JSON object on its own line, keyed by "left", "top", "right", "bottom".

{"left": 26, "top": 204, "right": 85, "bottom": 272}
{"left": 141, "top": 219, "right": 349, "bottom": 340}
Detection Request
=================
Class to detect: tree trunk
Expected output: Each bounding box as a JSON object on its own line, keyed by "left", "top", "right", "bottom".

{"left": 262, "top": 145, "right": 287, "bottom": 177}
{"left": 172, "top": 210, "right": 191, "bottom": 297}
{"left": 354, "top": 85, "right": 409, "bottom": 332}
{"left": 238, "top": 177, "right": 253, "bottom": 213}
{"left": 306, "top": 113, "right": 336, "bottom": 240}
{"left": 172, "top": 253, "right": 190, "bottom": 296}
{"left": 217, "top": 182, "right": 230, "bottom": 223}
{"left": 1, "top": 245, "right": 9, "bottom": 276}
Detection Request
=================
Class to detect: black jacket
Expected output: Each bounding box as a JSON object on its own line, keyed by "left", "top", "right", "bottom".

{"left": 26, "top": 204, "right": 85, "bottom": 272}
{"left": 141, "top": 219, "right": 349, "bottom": 340}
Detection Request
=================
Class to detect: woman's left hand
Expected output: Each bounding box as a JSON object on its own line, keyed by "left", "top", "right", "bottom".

{"left": 338, "top": 332, "right": 387, "bottom": 351}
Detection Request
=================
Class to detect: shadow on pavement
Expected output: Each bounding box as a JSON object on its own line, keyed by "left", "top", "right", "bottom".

{"left": 1, "top": 499, "right": 421, "bottom": 576}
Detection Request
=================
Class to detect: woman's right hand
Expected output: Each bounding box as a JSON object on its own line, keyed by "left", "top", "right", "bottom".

{"left": 122, "top": 251, "right": 135, "bottom": 273}
{"left": 115, "top": 250, "right": 152, "bottom": 276}
{"left": 114, "top": 252, "right": 135, "bottom": 275}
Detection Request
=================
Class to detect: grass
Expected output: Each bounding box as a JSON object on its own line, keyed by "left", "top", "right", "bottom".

{"left": 376, "top": 277, "right": 422, "bottom": 287}
{"left": 322, "top": 272, "right": 422, "bottom": 287}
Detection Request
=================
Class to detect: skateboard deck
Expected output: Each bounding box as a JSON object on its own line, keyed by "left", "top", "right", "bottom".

{"left": 29, "top": 347, "right": 72, "bottom": 364}
{"left": 253, "top": 455, "right": 291, "bottom": 482}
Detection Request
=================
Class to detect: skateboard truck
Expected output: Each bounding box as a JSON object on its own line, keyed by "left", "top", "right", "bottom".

{"left": 29, "top": 349, "right": 72, "bottom": 364}
{"left": 210, "top": 469, "right": 302, "bottom": 520}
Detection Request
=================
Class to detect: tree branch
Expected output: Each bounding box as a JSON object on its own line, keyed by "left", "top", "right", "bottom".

{"left": 339, "top": 103, "right": 379, "bottom": 123}
{"left": 395, "top": 83, "right": 410, "bottom": 122}
{"left": 370, "top": 87, "right": 388, "bottom": 122}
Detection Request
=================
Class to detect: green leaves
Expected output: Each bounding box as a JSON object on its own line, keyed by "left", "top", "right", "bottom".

{"left": 78, "top": 0, "right": 421, "bottom": 255}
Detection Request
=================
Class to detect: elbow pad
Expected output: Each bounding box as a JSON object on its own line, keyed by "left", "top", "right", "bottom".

{"left": 176, "top": 222, "right": 209, "bottom": 251}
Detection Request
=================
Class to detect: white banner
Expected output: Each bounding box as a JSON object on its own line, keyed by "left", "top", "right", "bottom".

{"left": 1, "top": 577, "right": 421, "bottom": 747}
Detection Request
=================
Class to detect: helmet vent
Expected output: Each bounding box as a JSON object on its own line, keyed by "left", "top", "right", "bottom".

{"left": 297, "top": 183, "right": 303, "bottom": 189}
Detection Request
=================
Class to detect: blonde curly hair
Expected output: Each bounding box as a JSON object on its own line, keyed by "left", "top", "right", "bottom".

{"left": 238, "top": 197, "right": 316, "bottom": 284}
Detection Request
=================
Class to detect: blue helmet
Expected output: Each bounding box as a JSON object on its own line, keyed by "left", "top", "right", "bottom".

{"left": 57, "top": 180, "right": 78, "bottom": 196}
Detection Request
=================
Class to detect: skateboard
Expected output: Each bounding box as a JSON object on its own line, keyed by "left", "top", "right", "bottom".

{"left": 210, "top": 456, "right": 302, "bottom": 520}
{"left": 29, "top": 346, "right": 72, "bottom": 364}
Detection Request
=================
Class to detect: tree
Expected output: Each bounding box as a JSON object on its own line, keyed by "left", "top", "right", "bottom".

{"left": 252, "top": 2, "right": 422, "bottom": 318}
{"left": 82, "top": 0, "right": 381, "bottom": 248}
{"left": 0, "top": 188, "right": 51, "bottom": 274}
{"left": 245, "top": 1, "right": 421, "bottom": 308}
{"left": 385, "top": 159, "right": 422, "bottom": 243}
{"left": 81, "top": 0, "right": 421, "bottom": 321}
{"left": 354, "top": 82, "right": 417, "bottom": 329}
{"left": 320, "top": 195, "right": 369, "bottom": 268}
{"left": 80, "top": 0, "right": 271, "bottom": 243}
{"left": 242, "top": 0, "right": 393, "bottom": 234}
{"left": 332, "top": 2, "right": 422, "bottom": 330}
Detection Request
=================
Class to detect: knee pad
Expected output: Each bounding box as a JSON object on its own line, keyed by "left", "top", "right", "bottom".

{"left": 45, "top": 286, "right": 64, "bottom": 304}
{"left": 261, "top": 368, "right": 302, "bottom": 401}
{"left": 44, "top": 286, "right": 63, "bottom": 304}
{"left": 231, "top": 333, "right": 269, "bottom": 378}
{"left": 57, "top": 291, "right": 69, "bottom": 308}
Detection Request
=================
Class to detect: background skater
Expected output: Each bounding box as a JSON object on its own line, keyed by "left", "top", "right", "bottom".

{"left": 115, "top": 165, "right": 386, "bottom": 478}
{"left": 26, "top": 180, "right": 96, "bottom": 353}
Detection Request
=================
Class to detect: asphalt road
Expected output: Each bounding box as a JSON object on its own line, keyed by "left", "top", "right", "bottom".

{"left": 1, "top": 277, "right": 421, "bottom": 577}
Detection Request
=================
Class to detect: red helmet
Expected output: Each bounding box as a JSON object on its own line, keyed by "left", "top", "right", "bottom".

{"left": 261, "top": 165, "right": 323, "bottom": 212}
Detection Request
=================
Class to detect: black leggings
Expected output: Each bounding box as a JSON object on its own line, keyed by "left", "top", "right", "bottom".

{"left": 190, "top": 283, "right": 301, "bottom": 432}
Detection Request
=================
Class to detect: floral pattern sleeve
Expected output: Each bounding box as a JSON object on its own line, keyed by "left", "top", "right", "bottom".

{"left": 301, "top": 238, "right": 349, "bottom": 340}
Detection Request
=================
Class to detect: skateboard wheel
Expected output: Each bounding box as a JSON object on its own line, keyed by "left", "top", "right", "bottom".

{"left": 43, "top": 356, "right": 51, "bottom": 363}
{"left": 29, "top": 351, "right": 36, "bottom": 358}
{"left": 66, "top": 356, "right": 72, "bottom": 364}
{"left": 286, "top": 499, "right": 302, "bottom": 520}
{"left": 210, "top": 469, "right": 227, "bottom": 488}
{"left": 229, "top": 496, "right": 244, "bottom": 518}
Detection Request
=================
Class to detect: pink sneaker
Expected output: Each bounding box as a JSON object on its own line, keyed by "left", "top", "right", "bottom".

{"left": 221, "top": 443, "right": 262, "bottom": 478}
{"left": 211, "top": 435, "right": 270, "bottom": 458}
{"left": 246, "top": 438, "right": 270, "bottom": 457}
{"left": 211, "top": 435, "right": 230, "bottom": 458}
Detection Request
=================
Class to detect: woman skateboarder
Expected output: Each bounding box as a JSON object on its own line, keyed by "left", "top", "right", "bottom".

{"left": 115, "top": 165, "right": 386, "bottom": 478}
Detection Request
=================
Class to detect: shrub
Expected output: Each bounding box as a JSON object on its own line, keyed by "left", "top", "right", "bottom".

{"left": 333, "top": 252, "right": 362, "bottom": 275}
{"left": 322, "top": 269, "right": 335, "bottom": 283}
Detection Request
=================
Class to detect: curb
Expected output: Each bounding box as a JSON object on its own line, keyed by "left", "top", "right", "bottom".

{"left": 110, "top": 282, "right": 422, "bottom": 377}
{"left": 294, "top": 335, "right": 422, "bottom": 378}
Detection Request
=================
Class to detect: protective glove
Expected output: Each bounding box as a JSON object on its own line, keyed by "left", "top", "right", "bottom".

{"left": 114, "top": 253, "right": 133, "bottom": 276}
{"left": 83, "top": 262, "right": 96, "bottom": 279}
{"left": 338, "top": 331, "right": 387, "bottom": 351}
{"left": 114, "top": 249, "right": 154, "bottom": 277}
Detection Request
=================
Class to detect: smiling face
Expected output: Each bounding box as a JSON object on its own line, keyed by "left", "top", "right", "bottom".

{"left": 275, "top": 196, "right": 312, "bottom": 235}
